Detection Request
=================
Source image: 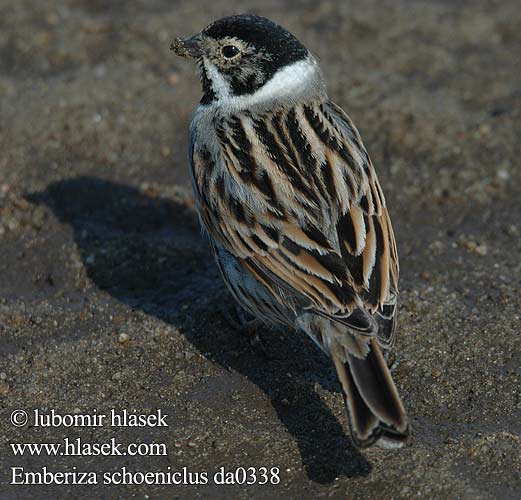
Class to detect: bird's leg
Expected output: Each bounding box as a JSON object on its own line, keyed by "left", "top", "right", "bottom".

{"left": 235, "top": 305, "right": 268, "bottom": 353}
{"left": 222, "top": 303, "right": 273, "bottom": 358}
{"left": 222, "top": 302, "right": 257, "bottom": 330}
{"left": 234, "top": 304, "right": 261, "bottom": 333}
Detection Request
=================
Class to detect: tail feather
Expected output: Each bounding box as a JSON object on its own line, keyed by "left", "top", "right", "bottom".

{"left": 332, "top": 338, "right": 409, "bottom": 448}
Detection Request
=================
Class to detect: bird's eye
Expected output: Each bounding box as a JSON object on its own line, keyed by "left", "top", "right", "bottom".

{"left": 221, "top": 45, "right": 240, "bottom": 59}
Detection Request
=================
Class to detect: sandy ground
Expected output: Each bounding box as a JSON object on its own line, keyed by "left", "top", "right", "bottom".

{"left": 1, "top": 0, "right": 520, "bottom": 498}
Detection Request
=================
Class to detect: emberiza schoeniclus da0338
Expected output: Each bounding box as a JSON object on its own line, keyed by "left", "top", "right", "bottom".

{"left": 171, "top": 14, "right": 409, "bottom": 449}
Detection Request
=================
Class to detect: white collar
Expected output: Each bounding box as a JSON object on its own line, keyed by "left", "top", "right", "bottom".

{"left": 202, "top": 56, "right": 325, "bottom": 113}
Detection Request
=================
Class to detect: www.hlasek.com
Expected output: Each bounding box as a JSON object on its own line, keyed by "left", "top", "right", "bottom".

{"left": 11, "top": 437, "right": 167, "bottom": 457}
{"left": 8, "top": 409, "right": 280, "bottom": 486}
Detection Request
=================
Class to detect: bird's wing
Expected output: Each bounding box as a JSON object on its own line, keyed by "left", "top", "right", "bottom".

{"left": 191, "top": 101, "right": 398, "bottom": 345}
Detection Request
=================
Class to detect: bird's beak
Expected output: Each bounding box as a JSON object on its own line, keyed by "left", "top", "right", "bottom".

{"left": 170, "top": 35, "right": 205, "bottom": 59}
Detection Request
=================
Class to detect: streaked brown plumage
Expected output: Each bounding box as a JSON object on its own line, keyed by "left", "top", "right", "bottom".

{"left": 173, "top": 14, "right": 409, "bottom": 448}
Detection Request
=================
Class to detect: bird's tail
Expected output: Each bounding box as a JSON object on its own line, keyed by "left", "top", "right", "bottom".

{"left": 331, "top": 338, "right": 410, "bottom": 448}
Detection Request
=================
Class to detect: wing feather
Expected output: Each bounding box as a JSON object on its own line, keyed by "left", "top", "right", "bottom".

{"left": 190, "top": 101, "right": 399, "bottom": 343}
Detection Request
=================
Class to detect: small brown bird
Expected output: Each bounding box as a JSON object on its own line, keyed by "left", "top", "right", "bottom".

{"left": 171, "top": 14, "right": 409, "bottom": 448}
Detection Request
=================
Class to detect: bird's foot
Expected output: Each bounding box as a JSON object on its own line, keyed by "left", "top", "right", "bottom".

{"left": 222, "top": 303, "right": 258, "bottom": 330}
{"left": 222, "top": 303, "right": 273, "bottom": 358}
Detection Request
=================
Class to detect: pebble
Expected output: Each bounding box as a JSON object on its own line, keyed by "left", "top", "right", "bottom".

{"left": 167, "top": 73, "right": 180, "bottom": 85}
{"left": 420, "top": 271, "right": 431, "bottom": 281}
{"left": 497, "top": 169, "right": 510, "bottom": 181}
{"left": 459, "top": 237, "right": 488, "bottom": 256}
{"left": 118, "top": 333, "right": 130, "bottom": 344}
{"left": 474, "top": 244, "right": 488, "bottom": 256}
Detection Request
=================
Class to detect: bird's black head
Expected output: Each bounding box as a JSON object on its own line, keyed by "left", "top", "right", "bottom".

{"left": 171, "top": 15, "right": 312, "bottom": 105}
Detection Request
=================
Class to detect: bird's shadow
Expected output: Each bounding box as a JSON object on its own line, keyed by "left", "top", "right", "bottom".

{"left": 28, "top": 176, "right": 371, "bottom": 483}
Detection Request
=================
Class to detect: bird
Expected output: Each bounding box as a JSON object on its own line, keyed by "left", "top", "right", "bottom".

{"left": 171, "top": 14, "right": 410, "bottom": 449}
